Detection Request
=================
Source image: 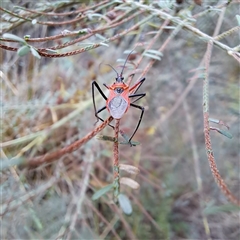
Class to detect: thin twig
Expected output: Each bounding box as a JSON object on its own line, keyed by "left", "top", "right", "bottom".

{"left": 0, "top": 14, "right": 154, "bottom": 58}
{"left": 16, "top": 0, "right": 109, "bottom": 16}
{"left": 113, "top": 119, "right": 120, "bottom": 202}
{"left": 26, "top": 116, "right": 113, "bottom": 167}
{"left": 202, "top": 7, "right": 240, "bottom": 206}
{"left": 203, "top": 41, "right": 240, "bottom": 206}
{"left": 131, "top": 2, "right": 239, "bottom": 59}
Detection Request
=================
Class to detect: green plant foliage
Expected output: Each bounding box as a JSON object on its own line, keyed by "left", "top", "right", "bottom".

{"left": 118, "top": 193, "right": 132, "bottom": 215}
{"left": 217, "top": 129, "right": 233, "bottom": 139}
{"left": 204, "top": 204, "right": 240, "bottom": 215}
{"left": 92, "top": 184, "right": 114, "bottom": 200}
{"left": 3, "top": 33, "right": 26, "bottom": 43}
{"left": 30, "top": 46, "right": 41, "bottom": 59}
{"left": 236, "top": 15, "right": 240, "bottom": 25}
{"left": 17, "top": 45, "right": 30, "bottom": 56}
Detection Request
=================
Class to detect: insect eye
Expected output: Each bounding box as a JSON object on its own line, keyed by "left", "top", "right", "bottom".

{"left": 115, "top": 88, "right": 124, "bottom": 93}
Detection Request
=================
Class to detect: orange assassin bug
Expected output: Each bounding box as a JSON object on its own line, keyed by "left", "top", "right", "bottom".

{"left": 92, "top": 50, "right": 146, "bottom": 146}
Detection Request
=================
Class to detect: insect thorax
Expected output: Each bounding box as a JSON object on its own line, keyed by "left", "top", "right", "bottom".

{"left": 108, "top": 95, "right": 128, "bottom": 119}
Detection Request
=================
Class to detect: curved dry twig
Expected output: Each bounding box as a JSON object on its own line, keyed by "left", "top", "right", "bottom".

{"left": 26, "top": 116, "right": 113, "bottom": 167}
{"left": 203, "top": 41, "right": 240, "bottom": 206}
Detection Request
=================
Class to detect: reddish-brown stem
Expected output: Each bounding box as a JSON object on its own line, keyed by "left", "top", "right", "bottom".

{"left": 203, "top": 41, "right": 240, "bottom": 206}
{"left": 113, "top": 119, "right": 120, "bottom": 202}
{"left": 16, "top": 0, "right": 109, "bottom": 17}
{"left": 0, "top": 13, "right": 151, "bottom": 58}
{"left": 26, "top": 116, "right": 113, "bottom": 167}
{"left": 0, "top": 1, "right": 111, "bottom": 26}
{"left": 1, "top": 10, "right": 142, "bottom": 46}
{"left": 37, "top": 10, "right": 143, "bottom": 51}
{"left": 203, "top": 113, "right": 240, "bottom": 206}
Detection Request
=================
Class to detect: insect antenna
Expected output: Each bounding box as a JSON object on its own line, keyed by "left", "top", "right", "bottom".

{"left": 119, "top": 49, "right": 136, "bottom": 78}
{"left": 105, "top": 64, "right": 119, "bottom": 78}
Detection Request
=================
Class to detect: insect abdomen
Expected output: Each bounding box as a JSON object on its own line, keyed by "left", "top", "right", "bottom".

{"left": 108, "top": 96, "right": 128, "bottom": 119}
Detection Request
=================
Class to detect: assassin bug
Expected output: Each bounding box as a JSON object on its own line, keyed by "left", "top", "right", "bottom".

{"left": 92, "top": 50, "right": 146, "bottom": 146}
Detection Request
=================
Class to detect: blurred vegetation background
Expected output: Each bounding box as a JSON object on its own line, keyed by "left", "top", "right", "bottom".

{"left": 1, "top": 0, "right": 240, "bottom": 239}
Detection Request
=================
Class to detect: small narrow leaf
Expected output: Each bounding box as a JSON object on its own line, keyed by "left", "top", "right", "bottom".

{"left": 95, "top": 33, "right": 107, "bottom": 41}
{"left": 204, "top": 204, "right": 240, "bottom": 215}
{"left": 217, "top": 129, "right": 233, "bottom": 139}
{"left": 143, "top": 53, "right": 161, "bottom": 61}
{"left": 45, "top": 49, "right": 58, "bottom": 53}
{"left": 209, "top": 118, "right": 229, "bottom": 129}
{"left": 119, "top": 130, "right": 140, "bottom": 146}
{"left": 30, "top": 46, "right": 41, "bottom": 59}
{"left": 92, "top": 183, "right": 114, "bottom": 200}
{"left": 120, "top": 177, "right": 140, "bottom": 189}
{"left": 118, "top": 194, "right": 132, "bottom": 215}
{"left": 236, "top": 15, "right": 240, "bottom": 26}
{"left": 209, "top": 118, "right": 220, "bottom": 124}
{"left": 17, "top": 45, "right": 30, "bottom": 56}
{"left": 96, "top": 135, "right": 116, "bottom": 142}
{"left": 210, "top": 127, "right": 233, "bottom": 139}
{"left": 96, "top": 134, "right": 139, "bottom": 146}
{"left": 119, "top": 140, "right": 139, "bottom": 146}
{"left": 99, "top": 42, "right": 109, "bottom": 47}
{"left": 144, "top": 49, "right": 163, "bottom": 57}
{"left": 123, "top": 49, "right": 136, "bottom": 55}
{"left": 3, "top": 33, "right": 26, "bottom": 44}
{"left": 119, "top": 164, "right": 139, "bottom": 175}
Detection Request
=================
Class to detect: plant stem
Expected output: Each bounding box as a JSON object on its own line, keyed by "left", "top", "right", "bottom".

{"left": 113, "top": 119, "right": 120, "bottom": 203}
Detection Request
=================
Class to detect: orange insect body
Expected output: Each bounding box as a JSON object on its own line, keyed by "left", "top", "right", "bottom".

{"left": 106, "top": 82, "right": 130, "bottom": 119}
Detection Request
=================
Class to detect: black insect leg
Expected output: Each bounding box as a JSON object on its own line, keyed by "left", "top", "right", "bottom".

{"left": 92, "top": 81, "right": 107, "bottom": 116}
{"left": 128, "top": 103, "right": 145, "bottom": 146}
{"left": 94, "top": 105, "right": 107, "bottom": 124}
{"left": 129, "top": 93, "right": 146, "bottom": 104}
{"left": 92, "top": 81, "right": 114, "bottom": 129}
{"left": 129, "top": 77, "right": 146, "bottom": 94}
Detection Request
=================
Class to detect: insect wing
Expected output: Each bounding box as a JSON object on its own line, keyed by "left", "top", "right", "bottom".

{"left": 108, "top": 95, "right": 128, "bottom": 119}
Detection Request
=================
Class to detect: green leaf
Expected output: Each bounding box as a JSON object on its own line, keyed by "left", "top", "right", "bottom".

{"left": 92, "top": 183, "right": 114, "bottom": 200}
{"left": 209, "top": 118, "right": 220, "bottom": 124}
{"left": 145, "top": 49, "right": 163, "bottom": 57}
{"left": 45, "top": 49, "right": 58, "bottom": 53}
{"left": 236, "top": 15, "right": 240, "bottom": 26}
{"left": 123, "top": 49, "right": 136, "bottom": 55}
{"left": 17, "top": 45, "right": 30, "bottom": 56}
{"left": 3, "top": 33, "right": 26, "bottom": 44}
{"left": 218, "top": 129, "right": 232, "bottom": 139}
{"left": 204, "top": 204, "right": 240, "bottom": 215}
{"left": 30, "top": 46, "right": 41, "bottom": 59}
{"left": 143, "top": 53, "right": 161, "bottom": 60}
{"left": 119, "top": 131, "right": 140, "bottom": 146}
{"left": 118, "top": 194, "right": 132, "bottom": 215}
